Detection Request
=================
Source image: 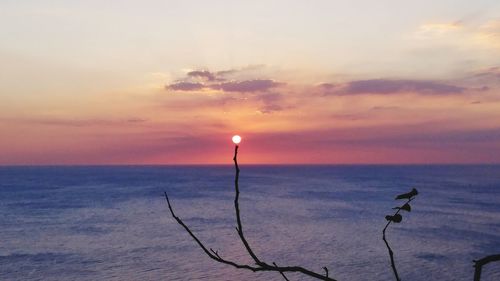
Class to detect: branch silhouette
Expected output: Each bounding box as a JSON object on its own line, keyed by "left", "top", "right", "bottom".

{"left": 473, "top": 254, "right": 500, "bottom": 281}
{"left": 383, "top": 188, "right": 419, "bottom": 281}
{"left": 162, "top": 145, "right": 500, "bottom": 281}
{"left": 164, "top": 144, "right": 336, "bottom": 281}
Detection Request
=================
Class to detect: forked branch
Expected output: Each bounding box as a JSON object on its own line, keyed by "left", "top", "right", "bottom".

{"left": 164, "top": 145, "right": 336, "bottom": 281}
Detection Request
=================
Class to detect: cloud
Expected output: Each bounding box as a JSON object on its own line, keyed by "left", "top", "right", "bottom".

{"left": 258, "top": 92, "right": 282, "bottom": 103}
{"left": 210, "top": 79, "right": 283, "bottom": 92}
{"left": 473, "top": 66, "right": 500, "bottom": 80}
{"left": 459, "top": 67, "right": 500, "bottom": 89}
{"left": 259, "top": 104, "right": 283, "bottom": 114}
{"left": 8, "top": 117, "right": 148, "bottom": 127}
{"left": 249, "top": 125, "right": 500, "bottom": 150}
{"left": 187, "top": 70, "right": 217, "bottom": 81}
{"left": 316, "top": 83, "right": 337, "bottom": 94}
{"left": 167, "top": 81, "right": 204, "bottom": 91}
{"left": 413, "top": 19, "right": 500, "bottom": 50}
{"left": 412, "top": 18, "right": 500, "bottom": 57}
{"left": 415, "top": 21, "right": 463, "bottom": 38}
{"left": 166, "top": 66, "right": 282, "bottom": 94}
{"left": 318, "top": 83, "right": 337, "bottom": 89}
{"left": 166, "top": 67, "right": 484, "bottom": 99}
{"left": 476, "top": 20, "right": 500, "bottom": 48}
{"left": 216, "top": 64, "right": 266, "bottom": 77}
{"left": 338, "top": 79, "right": 465, "bottom": 95}
{"left": 477, "top": 86, "right": 490, "bottom": 91}
{"left": 256, "top": 93, "right": 286, "bottom": 113}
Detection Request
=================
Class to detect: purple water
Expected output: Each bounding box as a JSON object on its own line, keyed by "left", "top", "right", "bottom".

{"left": 1, "top": 165, "right": 499, "bottom": 280}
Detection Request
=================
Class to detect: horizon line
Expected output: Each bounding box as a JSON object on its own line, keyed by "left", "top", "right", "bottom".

{"left": 1, "top": 162, "right": 500, "bottom": 167}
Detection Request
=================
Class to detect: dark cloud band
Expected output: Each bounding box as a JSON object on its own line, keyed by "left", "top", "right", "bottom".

{"left": 340, "top": 79, "right": 465, "bottom": 95}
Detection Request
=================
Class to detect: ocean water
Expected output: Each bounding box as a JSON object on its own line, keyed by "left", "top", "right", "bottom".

{"left": 0, "top": 165, "right": 499, "bottom": 281}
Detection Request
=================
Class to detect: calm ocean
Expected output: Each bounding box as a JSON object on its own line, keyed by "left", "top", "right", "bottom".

{"left": 0, "top": 165, "right": 499, "bottom": 280}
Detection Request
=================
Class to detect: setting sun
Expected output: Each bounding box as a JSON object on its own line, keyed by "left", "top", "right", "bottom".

{"left": 232, "top": 135, "right": 242, "bottom": 144}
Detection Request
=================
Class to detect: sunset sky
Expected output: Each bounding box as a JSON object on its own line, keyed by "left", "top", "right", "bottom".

{"left": 1, "top": 0, "right": 500, "bottom": 164}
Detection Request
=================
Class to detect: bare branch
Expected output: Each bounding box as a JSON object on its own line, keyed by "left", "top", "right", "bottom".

{"left": 163, "top": 144, "right": 338, "bottom": 280}
{"left": 273, "top": 262, "right": 291, "bottom": 281}
{"left": 233, "top": 145, "right": 262, "bottom": 265}
{"left": 164, "top": 192, "right": 261, "bottom": 271}
{"left": 473, "top": 254, "right": 500, "bottom": 281}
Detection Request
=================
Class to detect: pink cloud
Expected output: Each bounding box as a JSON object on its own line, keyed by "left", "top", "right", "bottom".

{"left": 210, "top": 79, "right": 282, "bottom": 92}
{"left": 167, "top": 82, "right": 205, "bottom": 91}
{"left": 187, "top": 70, "right": 217, "bottom": 81}
{"left": 339, "top": 79, "right": 465, "bottom": 95}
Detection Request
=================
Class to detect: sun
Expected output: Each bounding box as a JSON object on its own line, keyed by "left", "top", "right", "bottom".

{"left": 232, "top": 135, "right": 242, "bottom": 144}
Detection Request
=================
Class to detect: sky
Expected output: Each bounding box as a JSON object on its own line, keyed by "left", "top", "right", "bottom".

{"left": 1, "top": 0, "right": 500, "bottom": 164}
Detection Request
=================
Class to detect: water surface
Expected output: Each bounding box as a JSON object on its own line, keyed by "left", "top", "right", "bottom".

{"left": 1, "top": 165, "right": 499, "bottom": 280}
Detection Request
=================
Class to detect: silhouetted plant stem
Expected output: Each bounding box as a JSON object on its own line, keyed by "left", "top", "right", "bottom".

{"left": 233, "top": 145, "right": 260, "bottom": 264}
{"left": 164, "top": 144, "right": 337, "bottom": 281}
{"left": 273, "top": 262, "right": 291, "bottom": 281}
{"left": 164, "top": 192, "right": 261, "bottom": 271}
{"left": 383, "top": 197, "right": 415, "bottom": 281}
{"left": 473, "top": 254, "right": 500, "bottom": 281}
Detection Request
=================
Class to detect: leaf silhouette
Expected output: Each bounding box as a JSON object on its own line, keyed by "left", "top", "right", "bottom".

{"left": 392, "top": 203, "right": 411, "bottom": 212}
{"left": 401, "top": 203, "right": 411, "bottom": 212}
{"left": 395, "top": 188, "right": 418, "bottom": 200}
{"left": 385, "top": 214, "right": 403, "bottom": 223}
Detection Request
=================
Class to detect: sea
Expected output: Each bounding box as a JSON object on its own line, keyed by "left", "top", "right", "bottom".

{"left": 0, "top": 165, "right": 499, "bottom": 281}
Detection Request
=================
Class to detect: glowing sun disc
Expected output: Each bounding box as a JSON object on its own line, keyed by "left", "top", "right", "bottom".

{"left": 232, "top": 135, "right": 242, "bottom": 144}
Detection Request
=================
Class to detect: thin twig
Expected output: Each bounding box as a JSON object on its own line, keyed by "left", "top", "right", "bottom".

{"left": 382, "top": 197, "right": 414, "bottom": 281}
{"left": 233, "top": 145, "right": 262, "bottom": 265}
